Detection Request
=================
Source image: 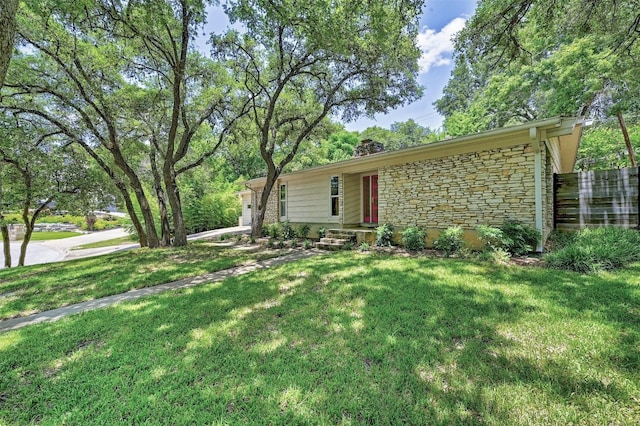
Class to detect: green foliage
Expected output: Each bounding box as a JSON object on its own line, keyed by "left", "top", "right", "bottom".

{"left": 342, "top": 241, "right": 355, "bottom": 251}
{"left": 500, "top": 221, "right": 541, "bottom": 256}
{"left": 317, "top": 227, "right": 327, "bottom": 239}
{"left": 276, "top": 239, "right": 286, "bottom": 249}
{"left": 302, "top": 239, "right": 312, "bottom": 250}
{"left": 296, "top": 223, "right": 311, "bottom": 239}
{"left": 375, "top": 223, "right": 394, "bottom": 247}
{"left": 267, "top": 224, "right": 281, "bottom": 239}
{"left": 401, "top": 226, "right": 426, "bottom": 252}
{"left": 281, "top": 221, "right": 295, "bottom": 239}
{"left": 544, "top": 227, "right": 640, "bottom": 273}
{"left": 433, "top": 226, "right": 465, "bottom": 257}
{"left": 358, "top": 242, "right": 371, "bottom": 252}
{"left": 576, "top": 121, "right": 640, "bottom": 170}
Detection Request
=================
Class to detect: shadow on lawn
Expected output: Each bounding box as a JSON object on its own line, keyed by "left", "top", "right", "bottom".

{"left": 0, "top": 254, "right": 638, "bottom": 424}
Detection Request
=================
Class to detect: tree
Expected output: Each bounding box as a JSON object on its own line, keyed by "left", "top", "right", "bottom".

{"left": 437, "top": 0, "right": 640, "bottom": 137}
{"left": 215, "top": 0, "right": 424, "bottom": 237}
{"left": 0, "top": 0, "right": 19, "bottom": 88}
{"left": 0, "top": 113, "right": 109, "bottom": 266}
{"left": 5, "top": 0, "right": 249, "bottom": 247}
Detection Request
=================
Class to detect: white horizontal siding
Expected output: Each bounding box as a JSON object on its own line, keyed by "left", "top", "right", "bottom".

{"left": 281, "top": 174, "right": 339, "bottom": 223}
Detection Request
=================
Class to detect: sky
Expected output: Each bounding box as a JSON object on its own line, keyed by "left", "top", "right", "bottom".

{"left": 199, "top": 0, "right": 478, "bottom": 132}
{"left": 346, "top": 0, "right": 478, "bottom": 132}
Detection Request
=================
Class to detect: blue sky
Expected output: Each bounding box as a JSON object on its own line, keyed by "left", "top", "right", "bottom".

{"left": 200, "top": 1, "right": 478, "bottom": 132}
{"left": 347, "top": 0, "right": 478, "bottom": 132}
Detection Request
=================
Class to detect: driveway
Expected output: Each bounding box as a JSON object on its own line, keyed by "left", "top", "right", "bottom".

{"left": 1, "top": 226, "right": 251, "bottom": 268}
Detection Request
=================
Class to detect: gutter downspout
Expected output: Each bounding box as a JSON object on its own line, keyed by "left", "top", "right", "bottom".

{"left": 530, "top": 127, "right": 544, "bottom": 252}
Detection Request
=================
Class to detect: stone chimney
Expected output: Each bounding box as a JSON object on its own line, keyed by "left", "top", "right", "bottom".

{"left": 353, "top": 139, "right": 385, "bottom": 157}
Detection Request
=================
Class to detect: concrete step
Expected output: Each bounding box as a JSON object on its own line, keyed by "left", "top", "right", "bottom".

{"left": 319, "top": 237, "right": 349, "bottom": 245}
{"left": 316, "top": 242, "right": 348, "bottom": 251}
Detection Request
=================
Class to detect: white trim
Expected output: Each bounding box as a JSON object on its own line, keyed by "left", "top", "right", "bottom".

{"left": 330, "top": 175, "right": 340, "bottom": 217}
{"left": 279, "top": 183, "right": 287, "bottom": 220}
{"left": 530, "top": 127, "right": 544, "bottom": 252}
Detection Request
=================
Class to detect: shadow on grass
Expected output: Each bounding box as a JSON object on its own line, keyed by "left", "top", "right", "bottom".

{"left": 0, "top": 253, "right": 638, "bottom": 424}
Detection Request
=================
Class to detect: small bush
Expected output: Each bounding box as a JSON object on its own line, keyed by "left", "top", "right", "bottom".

{"left": 277, "top": 239, "right": 286, "bottom": 249}
{"left": 402, "top": 226, "right": 426, "bottom": 252}
{"left": 281, "top": 221, "right": 295, "bottom": 239}
{"left": 476, "top": 225, "right": 510, "bottom": 252}
{"left": 500, "top": 220, "right": 541, "bottom": 255}
{"left": 268, "top": 223, "right": 281, "bottom": 239}
{"left": 545, "top": 230, "right": 576, "bottom": 251}
{"left": 545, "top": 227, "right": 640, "bottom": 273}
{"left": 375, "top": 223, "right": 394, "bottom": 246}
{"left": 267, "top": 239, "right": 275, "bottom": 249}
{"left": 358, "top": 242, "right": 371, "bottom": 252}
{"left": 318, "top": 227, "right": 327, "bottom": 239}
{"left": 302, "top": 239, "right": 313, "bottom": 250}
{"left": 343, "top": 241, "right": 355, "bottom": 250}
{"left": 480, "top": 247, "right": 511, "bottom": 265}
{"left": 296, "top": 223, "right": 311, "bottom": 239}
{"left": 433, "top": 226, "right": 465, "bottom": 257}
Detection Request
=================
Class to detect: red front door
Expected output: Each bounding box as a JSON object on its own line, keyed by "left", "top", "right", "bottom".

{"left": 363, "top": 175, "right": 378, "bottom": 224}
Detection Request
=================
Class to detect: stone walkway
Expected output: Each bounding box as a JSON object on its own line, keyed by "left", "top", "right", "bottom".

{"left": 0, "top": 248, "right": 323, "bottom": 333}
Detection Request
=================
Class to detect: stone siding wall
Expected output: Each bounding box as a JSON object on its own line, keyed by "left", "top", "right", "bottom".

{"left": 252, "top": 186, "right": 279, "bottom": 225}
{"left": 378, "top": 144, "right": 539, "bottom": 230}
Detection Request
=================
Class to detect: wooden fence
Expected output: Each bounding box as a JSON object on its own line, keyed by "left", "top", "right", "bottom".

{"left": 554, "top": 167, "right": 640, "bottom": 230}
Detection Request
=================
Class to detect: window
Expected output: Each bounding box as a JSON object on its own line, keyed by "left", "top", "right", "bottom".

{"left": 279, "top": 184, "right": 287, "bottom": 218}
{"left": 330, "top": 175, "right": 339, "bottom": 216}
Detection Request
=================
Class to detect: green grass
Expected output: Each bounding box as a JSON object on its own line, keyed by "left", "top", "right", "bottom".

{"left": 0, "top": 252, "right": 638, "bottom": 424}
{"left": 71, "top": 236, "right": 136, "bottom": 250}
{"left": 24, "top": 231, "right": 83, "bottom": 241}
{"left": 0, "top": 245, "right": 277, "bottom": 320}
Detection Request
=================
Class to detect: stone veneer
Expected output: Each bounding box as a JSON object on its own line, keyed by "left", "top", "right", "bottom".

{"left": 252, "top": 187, "right": 279, "bottom": 224}
{"left": 378, "top": 144, "right": 546, "bottom": 230}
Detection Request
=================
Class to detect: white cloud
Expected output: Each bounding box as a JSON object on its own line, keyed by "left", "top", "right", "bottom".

{"left": 417, "top": 17, "right": 466, "bottom": 73}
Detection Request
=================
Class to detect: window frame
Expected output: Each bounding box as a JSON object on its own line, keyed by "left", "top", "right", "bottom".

{"left": 279, "top": 183, "right": 287, "bottom": 219}
{"left": 330, "top": 175, "right": 339, "bottom": 217}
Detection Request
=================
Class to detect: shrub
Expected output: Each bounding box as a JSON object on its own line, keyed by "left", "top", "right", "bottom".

{"left": 289, "top": 239, "right": 299, "bottom": 248}
{"left": 500, "top": 220, "right": 541, "bottom": 255}
{"left": 267, "top": 239, "right": 275, "bottom": 249}
{"left": 268, "top": 223, "right": 281, "bottom": 239}
{"left": 318, "top": 227, "right": 327, "bottom": 239}
{"left": 433, "top": 226, "right": 465, "bottom": 256}
{"left": 480, "top": 247, "right": 511, "bottom": 265}
{"left": 281, "top": 221, "right": 295, "bottom": 239}
{"left": 302, "top": 239, "right": 313, "bottom": 250}
{"left": 277, "top": 239, "right": 286, "bottom": 249}
{"left": 401, "top": 226, "right": 426, "bottom": 252}
{"left": 545, "top": 227, "right": 640, "bottom": 273}
{"left": 375, "top": 223, "right": 394, "bottom": 246}
{"left": 476, "top": 225, "right": 509, "bottom": 252}
{"left": 296, "top": 223, "right": 311, "bottom": 239}
{"left": 358, "top": 242, "right": 371, "bottom": 252}
{"left": 343, "top": 241, "right": 355, "bottom": 250}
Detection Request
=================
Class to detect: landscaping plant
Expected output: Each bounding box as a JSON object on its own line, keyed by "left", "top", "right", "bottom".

{"left": 401, "top": 226, "right": 426, "bottom": 252}
{"left": 544, "top": 227, "right": 640, "bottom": 273}
{"left": 433, "top": 225, "right": 465, "bottom": 256}
{"left": 296, "top": 223, "right": 311, "bottom": 239}
{"left": 375, "top": 223, "right": 394, "bottom": 246}
{"left": 499, "top": 220, "right": 540, "bottom": 255}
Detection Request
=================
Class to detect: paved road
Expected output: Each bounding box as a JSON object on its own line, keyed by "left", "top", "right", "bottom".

{"left": 1, "top": 226, "right": 251, "bottom": 268}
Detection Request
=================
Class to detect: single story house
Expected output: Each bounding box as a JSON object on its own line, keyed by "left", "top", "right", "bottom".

{"left": 240, "top": 116, "right": 584, "bottom": 250}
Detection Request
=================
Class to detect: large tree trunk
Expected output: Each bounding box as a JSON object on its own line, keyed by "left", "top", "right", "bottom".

{"left": 150, "top": 146, "right": 172, "bottom": 247}
{"left": 1, "top": 224, "right": 10, "bottom": 268}
{"left": 115, "top": 181, "right": 147, "bottom": 247}
{"left": 130, "top": 182, "right": 159, "bottom": 248}
{"left": 0, "top": 0, "right": 19, "bottom": 88}
{"left": 251, "top": 174, "right": 277, "bottom": 239}
{"left": 163, "top": 169, "right": 187, "bottom": 247}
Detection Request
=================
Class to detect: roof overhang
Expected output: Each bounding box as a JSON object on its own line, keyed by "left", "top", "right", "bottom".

{"left": 244, "top": 116, "right": 585, "bottom": 186}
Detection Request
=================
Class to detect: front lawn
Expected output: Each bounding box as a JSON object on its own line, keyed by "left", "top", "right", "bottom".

{"left": 0, "top": 252, "right": 638, "bottom": 424}
{"left": 25, "top": 231, "right": 83, "bottom": 241}
{"left": 0, "top": 244, "right": 278, "bottom": 320}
